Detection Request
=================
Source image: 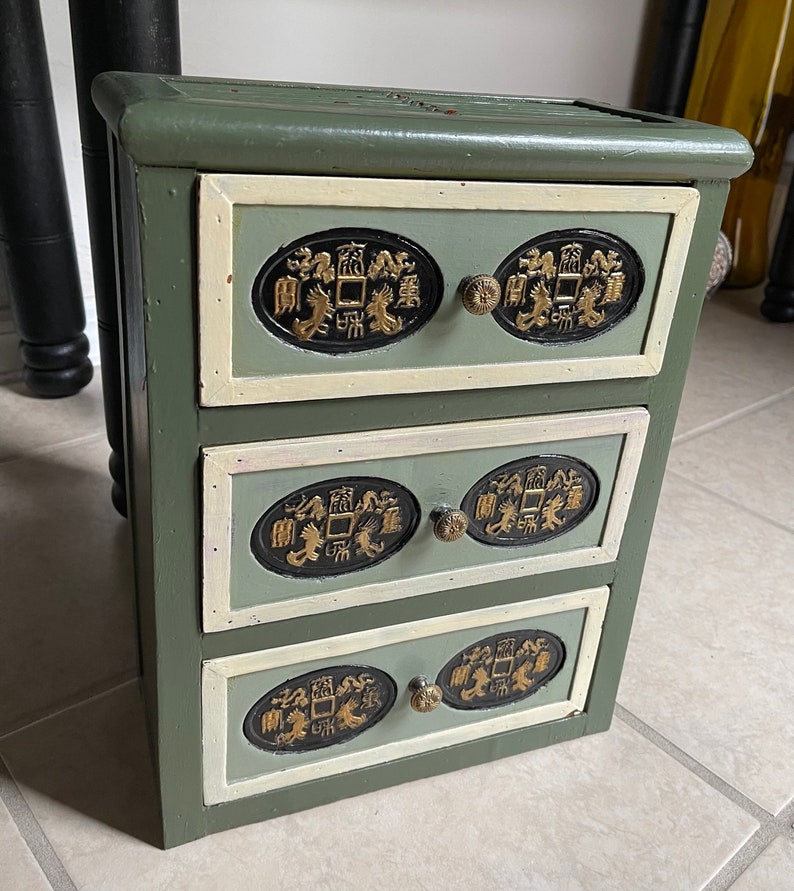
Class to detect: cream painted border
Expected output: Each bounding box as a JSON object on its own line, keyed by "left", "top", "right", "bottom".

{"left": 198, "top": 174, "right": 699, "bottom": 406}
{"left": 203, "top": 408, "right": 647, "bottom": 632}
{"left": 202, "top": 585, "right": 609, "bottom": 805}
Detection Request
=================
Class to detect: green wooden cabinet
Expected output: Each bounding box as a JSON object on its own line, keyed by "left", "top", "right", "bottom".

{"left": 93, "top": 73, "right": 752, "bottom": 848}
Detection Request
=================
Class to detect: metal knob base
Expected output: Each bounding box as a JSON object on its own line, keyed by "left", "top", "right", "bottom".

{"left": 432, "top": 507, "right": 469, "bottom": 542}
{"left": 409, "top": 676, "right": 443, "bottom": 713}
{"left": 460, "top": 274, "right": 501, "bottom": 314}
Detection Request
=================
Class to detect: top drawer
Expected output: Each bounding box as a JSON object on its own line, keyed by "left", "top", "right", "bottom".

{"left": 198, "top": 175, "right": 699, "bottom": 407}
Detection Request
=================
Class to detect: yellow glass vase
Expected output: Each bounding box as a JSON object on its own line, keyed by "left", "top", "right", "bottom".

{"left": 686, "top": 0, "right": 794, "bottom": 287}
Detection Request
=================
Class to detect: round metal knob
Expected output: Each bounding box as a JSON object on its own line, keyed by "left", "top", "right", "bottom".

{"left": 409, "top": 676, "right": 443, "bottom": 713}
{"left": 460, "top": 275, "right": 501, "bottom": 315}
{"left": 432, "top": 507, "right": 469, "bottom": 542}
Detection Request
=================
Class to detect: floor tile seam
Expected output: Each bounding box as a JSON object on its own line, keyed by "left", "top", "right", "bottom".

{"left": 701, "top": 828, "right": 781, "bottom": 891}
{"left": 0, "top": 674, "right": 139, "bottom": 743}
{"left": 613, "top": 705, "right": 771, "bottom": 823}
{"left": 0, "top": 754, "right": 78, "bottom": 891}
{"left": 664, "top": 468, "right": 794, "bottom": 536}
{"left": 671, "top": 385, "right": 794, "bottom": 447}
{"left": 0, "top": 431, "right": 106, "bottom": 467}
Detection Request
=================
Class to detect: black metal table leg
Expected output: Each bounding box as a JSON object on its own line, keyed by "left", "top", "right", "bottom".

{"left": 68, "top": 0, "right": 180, "bottom": 515}
{"left": 0, "top": 0, "right": 93, "bottom": 397}
{"left": 762, "top": 172, "right": 794, "bottom": 322}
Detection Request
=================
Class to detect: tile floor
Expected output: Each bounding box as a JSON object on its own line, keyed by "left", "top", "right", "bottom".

{"left": 0, "top": 285, "right": 792, "bottom": 891}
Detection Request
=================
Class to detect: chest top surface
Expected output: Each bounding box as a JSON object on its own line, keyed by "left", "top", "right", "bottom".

{"left": 92, "top": 72, "right": 752, "bottom": 182}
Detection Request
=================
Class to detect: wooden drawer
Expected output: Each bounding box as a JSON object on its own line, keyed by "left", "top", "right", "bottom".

{"left": 198, "top": 175, "right": 699, "bottom": 406}
{"left": 202, "top": 585, "right": 608, "bottom": 804}
{"left": 202, "top": 408, "right": 647, "bottom": 631}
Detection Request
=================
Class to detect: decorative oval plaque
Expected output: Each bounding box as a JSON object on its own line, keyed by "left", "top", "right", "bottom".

{"left": 461, "top": 455, "right": 599, "bottom": 547}
{"left": 243, "top": 665, "right": 397, "bottom": 753}
{"left": 251, "top": 476, "right": 420, "bottom": 578}
{"left": 437, "top": 630, "right": 565, "bottom": 710}
{"left": 252, "top": 228, "right": 443, "bottom": 353}
{"left": 491, "top": 228, "right": 644, "bottom": 343}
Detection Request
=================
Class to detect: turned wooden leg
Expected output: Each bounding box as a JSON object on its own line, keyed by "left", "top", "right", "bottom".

{"left": 0, "top": 0, "right": 92, "bottom": 398}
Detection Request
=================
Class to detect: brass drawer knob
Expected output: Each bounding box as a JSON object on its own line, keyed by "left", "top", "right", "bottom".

{"left": 409, "top": 676, "right": 443, "bottom": 713}
{"left": 460, "top": 274, "right": 501, "bottom": 314}
{"left": 432, "top": 507, "right": 469, "bottom": 542}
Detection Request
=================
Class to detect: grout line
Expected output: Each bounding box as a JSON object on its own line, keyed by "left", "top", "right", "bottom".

{"left": 671, "top": 385, "right": 794, "bottom": 447}
{"left": 0, "top": 431, "right": 106, "bottom": 468}
{"left": 665, "top": 468, "right": 794, "bottom": 538}
{"left": 0, "top": 754, "right": 78, "bottom": 891}
{"left": 614, "top": 704, "right": 770, "bottom": 822}
{"left": 0, "top": 675, "right": 140, "bottom": 744}
{"left": 616, "top": 705, "right": 794, "bottom": 890}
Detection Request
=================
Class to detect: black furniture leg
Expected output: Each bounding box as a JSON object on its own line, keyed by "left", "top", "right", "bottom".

{"left": 762, "top": 173, "right": 794, "bottom": 322}
{"left": 0, "top": 0, "right": 92, "bottom": 397}
{"left": 644, "top": 0, "right": 708, "bottom": 117}
{"left": 68, "top": 0, "right": 180, "bottom": 515}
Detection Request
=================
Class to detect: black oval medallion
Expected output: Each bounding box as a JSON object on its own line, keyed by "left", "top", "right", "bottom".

{"left": 491, "top": 229, "right": 644, "bottom": 343}
{"left": 461, "top": 455, "right": 598, "bottom": 547}
{"left": 251, "top": 476, "right": 420, "bottom": 578}
{"left": 252, "top": 228, "right": 443, "bottom": 353}
{"left": 244, "top": 665, "right": 397, "bottom": 753}
{"left": 437, "top": 630, "right": 565, "bottom": 710}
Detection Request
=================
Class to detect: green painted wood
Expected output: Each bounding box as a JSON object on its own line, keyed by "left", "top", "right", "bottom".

{"left": 100, "top": 72, "right": 750, "bottom": 846}
{"left": 223, "top": 606, "right": 587, "bottom": 786}
{"left": 92, "top": 72, "right": 752, "bottom": 182}
{"left": 231, "top": 204, "right": 669, "bottom": 378}
{"left": 226, "top": 433, "right": 624, "bottom": 613}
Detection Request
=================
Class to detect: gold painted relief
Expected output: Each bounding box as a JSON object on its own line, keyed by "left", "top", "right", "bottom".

{"left": 244, "top": 665, "right": 398, "bottom": 753}
{"left": 461, "top": 455, "right": 599, "bottom": 547}
{"left": 493, "top": 229, "right": 644, "bottom": 344}
{"left": 251, "top": 476, "right": 420, "bottom": 578}
{"left": 437, "top": 630, "right": 565, "bottom": 710}
{"left": 253, "top": 229, "right": 443, "bottom": 354}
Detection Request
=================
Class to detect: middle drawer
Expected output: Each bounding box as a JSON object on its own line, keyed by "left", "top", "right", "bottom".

{"left": 202, "top": 408, "right": 648, "bottom": 632}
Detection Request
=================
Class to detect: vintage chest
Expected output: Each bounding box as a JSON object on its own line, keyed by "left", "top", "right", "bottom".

{"left": 92, "top": 73, "right": 752, "bottom": 847}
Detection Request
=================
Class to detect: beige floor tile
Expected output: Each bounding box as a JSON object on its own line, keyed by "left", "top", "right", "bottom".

{"left": 690, "top": 289, "right": 794, "bottom": 391}
{"left": 729, "top": 837, "right": 794, "bottom": 891}
{"left": 619, "top": 473, "right": 794, "bottom": 813}
{"left": 669, "top": 394, "right": 794, "bottom": 530}
{"left": 0, "top": 681, "right": 757, "bottom": 891}
{"left": 672, "top": 354, "right": 790, "bottom": 441}
{"left": 0, "top": 437, "right": 138, "bottom": 736}
{"left": 0, "top": 374, "right": 105, "bottom": 462}
{"left": 0, "top": 797, "right": 51, "bottom": 891}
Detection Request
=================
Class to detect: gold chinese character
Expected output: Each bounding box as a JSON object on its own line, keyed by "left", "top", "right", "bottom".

{"left": 534, "top": 650, "right": 551, "bottom": 673}
{"left": 367, "top": 284, "right": 403, "bottom": 336}
{"left": 311, "top": 717, "right": 336, "bottom": 737}
{"left": 515, "top": 280, "right": 552, "bottom": 332}
{"left": 395, "top": 274, "right": 421, "bottom": 307}
{"left": 310, "top": 676, "right": 336, "bottom": 720}
{"left": 576, "top": 283, "right": 605, "bottom": 328}
{"left": 367, "top": 250, "right": 415, "bottom": 280}
{"left": 460, "top": 666, "right": 490, "bottom": 701}
{"left": 449, "top": 664, "right": 470, "bottom": 688}
{"left": 336, "top": 698, "right": 367, "bottom": 730}
{"left": 261, "top": 709, "right": 283, "bottom": 733}
{"left": 278, "top": 709, "right": 308, "bottom": 745}
{"left": 475, "top": 493, "right": 497, "bottom": 520}
{"left": 292, "top": 285, "right": 333, "bottom": 341}
{"left": 540, "top": 494, "right": 566, "bottom": 531}
{"left": 286, "top": 522, "right": 325, "bottom": 566}
{"left": 270, "top": 517, "right": 295, "bottom": 549}
{"left": 379, "top": 506, "right": 403, "bottom": 534}
{"left": 504, "top": 273, "right": 528, "bottom": 307}
{"left": 489, "top": 678, "right": 510, "bottom": 697}
{"left": 354, "top": 518, "right": 385, "bottom": 558}
{"left": 492, "top": 638, "right": 516, "bottom": 677}
{"left": 361, "top": 687, "right": 381, "bottom": 710}
{"left": 516, "top": 514, "right": 538, "bottom": 535}
{"left": 485, "top": 499, "right": 519, "bottom": 536}
{"left": 336, "top": 310, "right": 365, "bottom": 338}
{"left": 286, "top": 247, "right": 335, "bottom": 283}
{"left": 565, "top": 486, "right": 584, "bottom": 510}
{"left": 325, "top": 540, "right": 351, "bottom": 562}
{"left": 336, "top": 243, "right": 367, "bottom": 308}
{"left": 273, "top": 276, "right": 299, "bottom": 316}
{"left": 603, "top": 271, "right": 625, "bottom": 302}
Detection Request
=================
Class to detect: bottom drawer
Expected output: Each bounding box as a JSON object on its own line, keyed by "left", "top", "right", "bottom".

{"left": 202, "top": 586, "right": 608, "bottom": 805}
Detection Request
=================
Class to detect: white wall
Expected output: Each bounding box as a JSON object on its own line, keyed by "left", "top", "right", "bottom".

{"left": 0, "top": 0, "right": 652, "bottom": 374}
